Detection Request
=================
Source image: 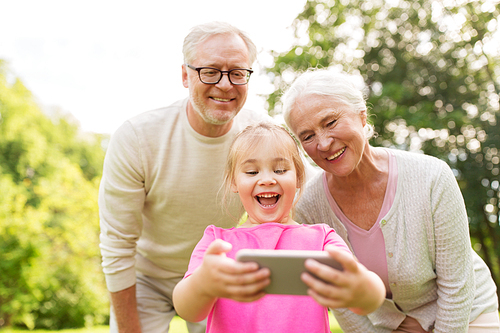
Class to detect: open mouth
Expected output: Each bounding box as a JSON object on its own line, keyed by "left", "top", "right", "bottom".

{"left": 327, "top": 147, "right": 346, "bottom": 161}
{"left": 256, "top": 193, "right": 280, "bottom": 207}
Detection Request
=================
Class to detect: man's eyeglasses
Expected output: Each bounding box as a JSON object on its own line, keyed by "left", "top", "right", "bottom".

{"left": 186, "top": 64, "right": 253, "bottom": 85}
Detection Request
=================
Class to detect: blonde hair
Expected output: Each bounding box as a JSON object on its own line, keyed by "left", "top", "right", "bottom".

{"left": 221, "top": 122, "right": 306, "bottom": 219}
{"left": 183, "top": 21, "right": 257, "bottom": 66}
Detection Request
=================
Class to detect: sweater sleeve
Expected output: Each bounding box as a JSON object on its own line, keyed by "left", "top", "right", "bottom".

{"left": 184, "top": 226, "right": 217, "bottom": 278}
{"left": 332, "top": 308, "right": 390, "bottom": 333}
{"left": 431, "top": 161, "right": 474, "bottom": 332}
{"left": 98, "top": 121, "right": 146, "bottom": 293}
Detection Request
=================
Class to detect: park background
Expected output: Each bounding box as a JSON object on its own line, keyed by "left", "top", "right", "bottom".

{"left": 0, "top": 0, "right": 499, "bottom": 331}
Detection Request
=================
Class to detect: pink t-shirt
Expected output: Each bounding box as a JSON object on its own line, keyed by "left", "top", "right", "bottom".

{"left": 185, "top": 223, "right": 351, "bottom": 333}
{"left": 324, "top": 150, "right": 398, "bottom": 298}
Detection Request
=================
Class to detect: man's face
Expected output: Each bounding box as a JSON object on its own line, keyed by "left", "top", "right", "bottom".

{"left": 182, "top": 33, "right": 251, "bottom": 135}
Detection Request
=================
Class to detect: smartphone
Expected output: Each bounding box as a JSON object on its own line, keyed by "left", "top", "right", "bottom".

{"left": 236, "top": 249, "right": 343, "bottom": 295}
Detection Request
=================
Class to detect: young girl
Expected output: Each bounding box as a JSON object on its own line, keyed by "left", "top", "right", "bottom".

{"left": 173, "top": 122, "right": 385, "bottom": 333}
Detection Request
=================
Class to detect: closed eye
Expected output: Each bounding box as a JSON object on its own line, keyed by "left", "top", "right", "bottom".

{"left": 326, "top": 120, "right": 336, "bottom": 127}
{"left": 245, "top": 171, "right": 258, "bottom": 175}
{"left": 302, "top": 134, "right": 314, "bottom": 142}
{"left": 275, "top": 169, "right": 287, "bottom": 175}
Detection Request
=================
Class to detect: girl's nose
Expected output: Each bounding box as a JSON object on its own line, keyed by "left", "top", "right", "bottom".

{"left": 258, "top": 172, "right": 277, "bottom": 185}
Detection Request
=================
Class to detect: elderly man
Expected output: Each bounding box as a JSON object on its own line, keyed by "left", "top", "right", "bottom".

{"left": 99, "top": 21, "right": 269, "bottom": 332}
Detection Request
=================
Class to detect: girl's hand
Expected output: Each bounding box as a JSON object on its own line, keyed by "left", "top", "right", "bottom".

{"left": 301, "top": 245, "right": 385, "bottom": 315}
{"left": 197, "top": 239, "right": 271, "bottom": 302}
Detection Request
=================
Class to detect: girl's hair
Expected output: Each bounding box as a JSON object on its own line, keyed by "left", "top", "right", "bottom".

{"left": 183, "top": 21, "right": 257, "bottom": 66}
{"left": 281, "top": 68, "right": 375, "bottom": 139}
{"left": 221, "top": 122, "right": 306, "bottom": 220}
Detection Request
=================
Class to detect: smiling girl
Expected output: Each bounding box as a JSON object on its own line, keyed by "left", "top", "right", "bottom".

{"left": 172, "top": 122, "right": 385, "bottom": 333}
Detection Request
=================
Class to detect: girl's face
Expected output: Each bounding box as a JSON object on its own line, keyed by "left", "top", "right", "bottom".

{"left": 231, "top": 143, "right": 298, "bottom": 226}
{"left": 288, "top": 94, "right": 367, "bottom": 178}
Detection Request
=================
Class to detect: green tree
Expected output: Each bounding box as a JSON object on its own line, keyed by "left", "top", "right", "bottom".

{"left": 267, "top": 0, "right": 500, "bottom": 303}
{"left": 0, "top": 60, "right": 109, "bottom": 329}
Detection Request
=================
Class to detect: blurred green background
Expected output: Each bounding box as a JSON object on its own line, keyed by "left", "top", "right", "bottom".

{"left": 1, "top": 0, "right": 499, "bottom": 330}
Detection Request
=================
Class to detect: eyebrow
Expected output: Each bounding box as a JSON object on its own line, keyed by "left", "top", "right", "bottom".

{"left": 242, "top": 159, "right": 257, "bottom": 165}
{"left": 200, "top": 63, "right": 250, "bottom": 69}
{"left": 297, "top": 129, "right": 311, "bottom": 139}
{"left": 241, "top": 157, "right": 290, "bottom": 165}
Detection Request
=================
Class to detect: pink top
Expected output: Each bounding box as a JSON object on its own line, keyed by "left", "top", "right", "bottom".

{"left": 185, "top": 223, "right": 351, "bottom": 333}
{"left": 324, "top": 150, "right": 398, "bottom": 297}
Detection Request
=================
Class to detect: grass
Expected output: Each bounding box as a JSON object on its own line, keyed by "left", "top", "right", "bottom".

{"left": 1, "top": 314, "right": 344, "bottom": 332}
{"left": 0, "top": 326, "right": 110, "bottom": 333}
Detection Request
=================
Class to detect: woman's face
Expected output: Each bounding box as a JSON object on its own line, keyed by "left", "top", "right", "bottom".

{"left": 288, "top": 94, "right": 367, "bottom": 178}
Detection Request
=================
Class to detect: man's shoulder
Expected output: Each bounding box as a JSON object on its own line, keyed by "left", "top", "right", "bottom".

{"left": 112, "top": 99, "right": 186, "bottom": 138}
{"left": 128, "top": 99, "right": 186, "bottom": 127}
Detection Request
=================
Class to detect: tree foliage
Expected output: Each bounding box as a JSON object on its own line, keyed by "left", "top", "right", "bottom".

{"left": 267, "top": 0, "right": 500, "bottom": 302}
{"left": 0, "top": 60, "right": 109, "bottom": 329}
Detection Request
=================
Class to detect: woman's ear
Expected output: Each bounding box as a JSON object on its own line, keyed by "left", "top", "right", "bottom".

{"left": 231, "top": 183, "right": 238, "bottom": 193}
{"left": 360, "top": 109, "right": 367, "bottom": 127}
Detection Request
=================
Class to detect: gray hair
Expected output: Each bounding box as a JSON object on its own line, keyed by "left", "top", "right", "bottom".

{"left": 183, "top": 21, "right": 257, "bottom": 66}
{"left": 281, "top": 69, "right": 374, "bottom": 139}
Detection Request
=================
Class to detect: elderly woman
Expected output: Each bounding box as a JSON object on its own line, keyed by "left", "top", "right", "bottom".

{"left": 281, "top": 69, "right": 499, "bottom": 333}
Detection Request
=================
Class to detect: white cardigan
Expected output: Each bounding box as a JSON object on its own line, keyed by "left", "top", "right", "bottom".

{"left": 294, "top": 148, "right": 498, "bottom": 333}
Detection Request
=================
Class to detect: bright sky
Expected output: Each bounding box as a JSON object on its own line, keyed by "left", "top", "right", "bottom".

{"left": 0, "top": 0, "right": 307, "bottom": 134}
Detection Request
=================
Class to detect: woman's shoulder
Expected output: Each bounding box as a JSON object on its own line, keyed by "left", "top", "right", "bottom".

{"left": 386, "top": 148, "right": 456, "bottom": 194}
{"left": 387, "top": 148, "right": 449, "bottom": 174}
{"left": 387, "top": 147, "right": 443, "bottom": 163}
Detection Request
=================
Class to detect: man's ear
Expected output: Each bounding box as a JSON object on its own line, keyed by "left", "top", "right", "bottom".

{"left": 182, "top": 64, "right": 189, "bottom": 88}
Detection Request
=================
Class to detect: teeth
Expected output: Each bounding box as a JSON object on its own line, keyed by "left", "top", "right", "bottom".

{"left": 327, "top": 147, "right": 346, "bottom": 160}
{"left": 257, "top": 194, "right": 278, "bottom": 198}
{"left": 256, "top": 193, "right": 280, "bottom": 207}
{"left": 212, "top": 97, "right": 231, "bottom": 102}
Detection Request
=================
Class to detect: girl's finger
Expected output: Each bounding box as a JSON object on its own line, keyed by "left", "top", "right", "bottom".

{"left": 304, "top": 257, "right": 348, "bottom": 288}
{"left": 301, "top": 272, "right": 347, "bottom": 308}
{"left": 324, "top": 246, "right": 359, "bottom": 272}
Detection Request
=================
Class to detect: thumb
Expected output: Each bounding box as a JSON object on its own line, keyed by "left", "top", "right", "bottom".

{"left": 205, "top": 239, "right": 232, "bottom": 256}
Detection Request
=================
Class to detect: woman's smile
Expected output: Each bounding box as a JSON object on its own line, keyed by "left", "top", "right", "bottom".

{"left": 326, "top": 146, "right": 347, "bottom": 161}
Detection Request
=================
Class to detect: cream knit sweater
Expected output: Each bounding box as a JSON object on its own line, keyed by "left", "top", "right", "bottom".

{"left": 99, "top": 98, "right": 268, "bottom": 293}
{"left": 294, "top": 148, "right": 498, "bottom": 333}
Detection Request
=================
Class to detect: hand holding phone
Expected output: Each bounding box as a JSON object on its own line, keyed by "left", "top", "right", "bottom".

{"left": 236, "top": 249, "right": 343, "bottom": 295}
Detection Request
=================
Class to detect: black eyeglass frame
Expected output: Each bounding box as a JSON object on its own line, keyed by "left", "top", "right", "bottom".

{"left": 186, "top": 64, "right": 253, "bottom": 85}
